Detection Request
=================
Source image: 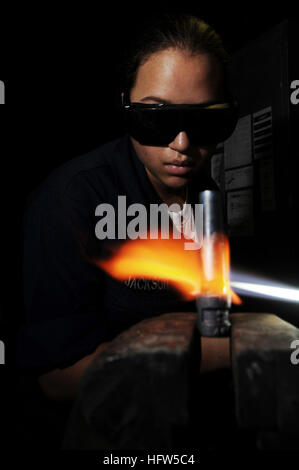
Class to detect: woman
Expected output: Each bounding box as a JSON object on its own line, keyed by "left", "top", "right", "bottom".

{"left": 17, "top": 14, "right": 237, "bottom": 408}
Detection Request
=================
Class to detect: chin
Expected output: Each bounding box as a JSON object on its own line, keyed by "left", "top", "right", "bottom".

{"left": 163, "top": 175, "right": 189, "bottom": 189}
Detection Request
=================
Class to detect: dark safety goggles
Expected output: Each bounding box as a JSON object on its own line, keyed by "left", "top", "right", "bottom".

{"left": 122, "top": 99, "right": 239, "bottom": 146}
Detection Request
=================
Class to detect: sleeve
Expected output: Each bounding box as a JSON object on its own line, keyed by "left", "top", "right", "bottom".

{"left": 16, "top": 173, "right": 108, "bottom": 376}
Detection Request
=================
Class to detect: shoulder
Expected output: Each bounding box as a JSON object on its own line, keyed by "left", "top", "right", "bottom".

{"left": 26, "top": 135, "right": 131, "bottom": 212}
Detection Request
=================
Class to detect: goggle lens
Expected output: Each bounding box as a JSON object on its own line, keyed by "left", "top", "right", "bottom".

{"left": 123, "top": 101, "right": 239, "bottom": 146}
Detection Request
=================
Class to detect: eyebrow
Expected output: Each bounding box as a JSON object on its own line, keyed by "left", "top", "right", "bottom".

{"left": 139, "top": 96, "right": 172, "bottom": 104}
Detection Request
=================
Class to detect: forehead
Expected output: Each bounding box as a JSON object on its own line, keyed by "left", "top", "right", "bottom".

{"left": 131, "top": 48, "right": 222, "bottom": 103}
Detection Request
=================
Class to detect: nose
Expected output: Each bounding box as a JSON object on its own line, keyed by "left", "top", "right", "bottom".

{"left": 168, "top": 131, "right": 191, "bottom": 152}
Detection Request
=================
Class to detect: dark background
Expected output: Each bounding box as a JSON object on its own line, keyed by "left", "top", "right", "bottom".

{"left": 0, "top": 4, "right": 298, "bottom": 455}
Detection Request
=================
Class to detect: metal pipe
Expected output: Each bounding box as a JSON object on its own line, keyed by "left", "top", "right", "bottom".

{"left": 196, "top": 190, "right": 231, "bottom": 337}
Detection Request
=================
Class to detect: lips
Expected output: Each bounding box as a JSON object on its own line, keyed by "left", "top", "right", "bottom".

{"left": 164, "top": 160, "right": 195, "bottom": 176}
{"left": 166, "top": 160, "right": 194, "bottom": 167}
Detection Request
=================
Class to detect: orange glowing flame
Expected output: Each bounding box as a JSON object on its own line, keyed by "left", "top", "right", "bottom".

{"left": 95, "top": 232, "right": 242, "bottom": 304}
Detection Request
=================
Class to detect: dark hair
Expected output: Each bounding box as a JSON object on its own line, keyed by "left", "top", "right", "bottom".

{"left": 122, "top": 13, "right": 230, "bottom": 97}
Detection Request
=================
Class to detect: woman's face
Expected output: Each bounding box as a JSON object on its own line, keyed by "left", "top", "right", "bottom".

{"left": 129, "top": 48, "right": 224, "bottom": 194}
